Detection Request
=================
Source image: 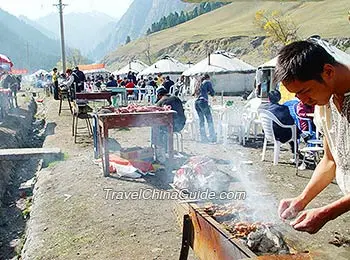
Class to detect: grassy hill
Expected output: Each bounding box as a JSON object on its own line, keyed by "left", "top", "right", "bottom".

{"left": 103, "top": 0, "right": 350, "bottom": 70}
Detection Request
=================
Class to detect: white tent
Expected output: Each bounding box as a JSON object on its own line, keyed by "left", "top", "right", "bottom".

{"left": 258, "top": 57, "right": 278, "bottom": 69}
{"left": 182, "top": 51, "right": 256, "bottom": 94}
{"left": 32, "top": 69, "right": 50, "bottom": 76}
{"left": 138, "top": 56, "right": 188, "bottom": 80}
{"left": 113, "top": 60, "right": 148, "bottom": 76}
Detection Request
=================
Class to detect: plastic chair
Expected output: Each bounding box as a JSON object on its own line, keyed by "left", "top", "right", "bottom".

{"left": 174, "top": 132, "right": 184, "bottom": 152}
{"left": 218, "top": 105, "right": 246, "bottom": 145}
{"left": 183, "top": 99, "right": 199, "bottom": 141}
{"left": 244, "top": 98, "right": 262, "bottom": 139}
{"left": 137, "top": 86, "right": 146, "bottom": 102}
{"left": 258, "top": 109, "right": 298, "bottom": 166}
{"left": 145, "top": 85, "right": 156, "bottom": 104}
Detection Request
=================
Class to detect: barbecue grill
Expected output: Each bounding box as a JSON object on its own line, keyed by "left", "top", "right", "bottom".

{"left": 177, "top": 202, "right": 313, "bottom": 260}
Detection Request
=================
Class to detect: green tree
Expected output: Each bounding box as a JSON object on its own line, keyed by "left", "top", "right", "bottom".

{"left": 125, "top": 35, "right": 131, "bottom": 44}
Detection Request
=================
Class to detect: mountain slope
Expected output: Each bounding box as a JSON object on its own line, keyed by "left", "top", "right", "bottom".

{"left": 36, "top": 12, "right": 117, "bottom": 59}
{"left": 103, "top": 0, "right": 350, "bottom": 69}
{"left": 0, "top": 9, "right": 61, "bottom": 71}
{"left": 19, "top": 15, "right": 58, "bottom": 40}
{"left": 91, "top": 0, "right": 194, "bottom": 60}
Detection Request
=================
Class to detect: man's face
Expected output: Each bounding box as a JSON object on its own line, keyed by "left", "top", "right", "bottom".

{"left": 283, "top": 79, "right": 333, "bottom": 106}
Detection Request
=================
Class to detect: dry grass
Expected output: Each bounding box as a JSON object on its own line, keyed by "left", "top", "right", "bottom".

{"left": 104, "top": 0, "right": 350, "bottom": 68}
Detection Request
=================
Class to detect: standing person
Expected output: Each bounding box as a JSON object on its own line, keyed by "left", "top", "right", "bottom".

{"left": 52, "top": 68, "right": 59, "bottom": 100}
{"left": 194, "top": 73, "right": 216, "bottom": 143}
{"left": 73, "top": 66, "right": 86, "bottom": 92}
{"left": 275, "top": 40, "right": 350, "bottom": 234}
{"left": 162, "top": 76, "right": 174, "bottom": 93}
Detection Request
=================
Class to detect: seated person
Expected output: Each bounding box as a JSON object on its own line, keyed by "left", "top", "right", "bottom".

{"left": 156, "top": 87, "right": 186, "bottom": 133}
{"left": 153, "top": 87, "right": 186, "bottom": 158}
{"left": 296, "top": 100, "right": 315, "bottom": 132}
{"left": 106, "top": 76, "right": 117, "bottom": 88}
{"left": 260, "top": 90, "right": 301, "bottom": 157}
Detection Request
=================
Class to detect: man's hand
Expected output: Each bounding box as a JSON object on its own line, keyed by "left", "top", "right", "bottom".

{"left": 278, "top": 197, "right": 305, "bottom": 220}
{"left": 290, "top": 207, "right": 330, "bottom": 234}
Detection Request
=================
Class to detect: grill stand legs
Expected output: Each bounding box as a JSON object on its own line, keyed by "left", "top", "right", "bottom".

{"left": 179, "top": 214, "right": 192, "bottom": 260}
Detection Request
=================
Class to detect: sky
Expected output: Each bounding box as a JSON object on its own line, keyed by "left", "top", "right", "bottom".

{"left": 0, "top": 0, "right": 133, "bottom": 19}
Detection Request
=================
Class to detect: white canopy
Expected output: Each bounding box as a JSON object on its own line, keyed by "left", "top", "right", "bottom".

{"left": 258, "top": 37, "right": 350, "bottom": 69}
{"left": 258, "top": 57, "right": 278, "bottom": 69}
{"left": 32, "top": 69, "right": 49, "bottom": 76}
{"left": 113, "top": 60, "right": 148, "bottom": 75}
{"left": 309, "top": 37, "right": 350, "bottom": 65}
{"left": 83, "top": 68, "right": 111, "bottom": 74}
{"left": 182, "top": 51, "right": 256, "bottom": 76}
{"left": 138, "top": 56, "right": 188, "bottom": 76}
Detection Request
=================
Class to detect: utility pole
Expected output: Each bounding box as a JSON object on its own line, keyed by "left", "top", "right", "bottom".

{"left": 26, "top": 42, "right": 30, "bottom": 71}
{"left": 54, "top": 0, "right": 67, "bottom": 73}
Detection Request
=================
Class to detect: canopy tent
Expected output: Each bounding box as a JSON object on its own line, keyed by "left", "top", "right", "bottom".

{"left": 258, "top": 57, "right": 278, "bottom": 69}
{"left": 182, "top": 51, "right": 256, "bottom": 94}
{"left": 32, "top": 69, "right": 50, "bottom": 76}
{"left": 113, "top": 60, "right": 148, "bottom": 76}
{"left": 138, "top": 56, "right": 188, "bottom": 79}
{"left": 256, "top": 36, "right": 350, "bottom": 102}
{"left": 0, "top": 54, "right": 13, "bottom": 68}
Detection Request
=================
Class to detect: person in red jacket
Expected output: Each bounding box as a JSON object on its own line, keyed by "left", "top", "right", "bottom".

{"left": 125, "top": 79, "right": 135, "bottom": 96}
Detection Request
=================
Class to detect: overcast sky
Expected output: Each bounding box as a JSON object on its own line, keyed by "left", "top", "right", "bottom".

{"left": 0, "top": 0, "right": 133, "bottom": 19}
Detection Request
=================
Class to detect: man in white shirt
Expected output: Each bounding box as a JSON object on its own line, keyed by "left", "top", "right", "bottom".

{"left": 274, "top": 39, "right": 350, "bottom": 234}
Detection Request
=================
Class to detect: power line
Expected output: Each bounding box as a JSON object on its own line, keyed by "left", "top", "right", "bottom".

{"left": 53, "top": 0, "right": 68, "bottom": 73}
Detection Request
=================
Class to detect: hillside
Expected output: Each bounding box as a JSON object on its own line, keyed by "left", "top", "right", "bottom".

{"left": 91, "top": 0, "right": 194, "bottom": 60}
{"left": 103, "top": 0, "right": 350, "bottom": 70}
{"left": 35, "top": 12, "right": 116, "bottom": 60}
{"left": 0, "top": 9, "right": 61, "bottom": 72}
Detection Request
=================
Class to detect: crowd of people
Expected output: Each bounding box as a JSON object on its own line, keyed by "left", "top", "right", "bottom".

{"left": 50, "top": 68, "right": 188, "bottom": 104}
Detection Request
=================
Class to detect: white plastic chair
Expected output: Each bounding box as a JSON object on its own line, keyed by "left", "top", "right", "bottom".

{"left": 169, "top": 85, "right": 176, "bottom": 96}
{"left": 174, "top": 132, "right": 184, "bottom": 152}
{"left": 245, "top": 98, "right": 262, "bottom": 139}
{"left": 219, "top": 105, "right": 246, "bottom": 145}
{"left": 137, "top": 85, "right": 146, "bottom": 102}
{"left": 183, "top": 99, "right": 200, "bottom": 141}
{"left": 258, "top": 109, "right": 298, "bottom": 166}
{"left": 144, "top": 85, "right": 156, "bottom": 104}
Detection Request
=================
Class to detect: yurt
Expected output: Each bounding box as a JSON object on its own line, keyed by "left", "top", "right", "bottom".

{"left": 256, "top": 36, "right": 350, "bottom": 102}
{"left": 182, "top": 51, "right": 256, "bottom": 94}
{"left": 113, "top": 60, "right": 148, "bottom": 77}
{"left": 138, "top": 56, "right": 188, "bottom": 81}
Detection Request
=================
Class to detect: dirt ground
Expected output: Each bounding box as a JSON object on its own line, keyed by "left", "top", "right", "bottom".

{"left": 17, "top": 94, "right": 350, "bottom": 260}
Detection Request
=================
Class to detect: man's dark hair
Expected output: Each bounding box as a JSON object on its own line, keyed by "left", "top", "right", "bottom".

{"left": 53, "top": 68, "right": 57, "bottom": 71}
{"left": 75, "top": 66, "right": 79, "bottom": 71}
{"left": 268, "top": 90, "right": 281, "bottom": 104}
{"left": 274, "top": 40, "right": 338, "bottom": 84}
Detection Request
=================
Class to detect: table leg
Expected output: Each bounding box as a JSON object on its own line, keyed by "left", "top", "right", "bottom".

{"left": 167, "top": 122, "right": 174, "bottom": 165}
{"left": 93, "top": 115, "right": 99, "bottom": 159}
{"left": 102, "top": 125, "right": 110, "bottom": 177}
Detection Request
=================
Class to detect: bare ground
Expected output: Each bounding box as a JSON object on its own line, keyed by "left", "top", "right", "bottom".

{"left": 20, "top": 97, "right": 350, "bottom": 260}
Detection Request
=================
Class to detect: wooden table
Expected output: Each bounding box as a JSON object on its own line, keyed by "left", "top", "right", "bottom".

{"left": 106, "top": 87, "right": 127, "bottom": 106}
{"left": 75, "top": 91, "right": 112, "bottom": 105}
{"left": 97, "top": 111, "right": 175, "bottom": 177}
